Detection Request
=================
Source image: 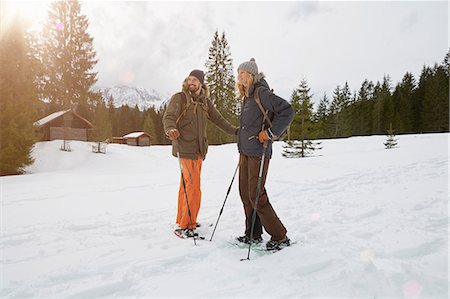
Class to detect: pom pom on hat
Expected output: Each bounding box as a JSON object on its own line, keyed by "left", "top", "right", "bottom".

{"left": 238, "top": 58, "right": 258, "bottom": 76}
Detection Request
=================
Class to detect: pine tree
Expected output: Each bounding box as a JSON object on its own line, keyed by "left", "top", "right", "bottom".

{"left": 380, "top": 75, "right": 394, "bottom": 132}
{"left": 142, "top": 111, "right": 156, "bottom": 143}
{"left": 421, "top": 64, "right": 449, "bottom": 132}
{"left": 205, "top": 30, "right": 238, "bottom": 144}
{"left": 371, "top": 81, "right": 384, "bottom": 134}
{"left": 0, "top": 17, "right": 39, "bottom": 175}
{"left": 329, "top": 86, "right": 339, "bottom": 137}
{"left": 40, "top": 0, "right": 98, "bottom": 114}
{"left": 117, "top": 105, "right": 132, "bottom": 136}
{"left": 91, "top": 93, "right": 112, "bottom": 142}
{"left": 384, "top": 123, "right": 398, "bottom": 149}
{"left": 360, "top": 79, "right": 375, "bottom": 135}
{"left": 392, "top": 72, "right": 416, "bottom": 133}
{"left": 350, "top": 79, "right": 370, "bottom": 136}
{"left": 443, "top": 48, "right": 450, "bottom": 77}
{"left": 314, "top": 93, "right": 330, "bottom": 138}
{"left": 413, "top": 66, "right": 432, "bottom": 133}
{"left": 340, "top": 82, "right": 352, "bottom": 136}
{"left": 283, "top": 79, "right": 321, "bottom": 158}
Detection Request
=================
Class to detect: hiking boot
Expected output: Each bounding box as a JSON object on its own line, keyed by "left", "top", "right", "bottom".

{"left": 174, "top": 228, "right": 197, "bottom": 238}
{"left": 236, "top": 235, "right": 263, "bottom": 244}
{"left": 266, "top": 237, "right": 291, "bottom": 251}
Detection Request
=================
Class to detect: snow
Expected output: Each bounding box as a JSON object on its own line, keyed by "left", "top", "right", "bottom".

{"left": 122, "top": 132, "right": 148, "bottom": 138}
{"left": 1, "top": 133, "right": 448, "bottom": 298}
{"left": 33, "top": 110, "right": 70, "bottom": 127}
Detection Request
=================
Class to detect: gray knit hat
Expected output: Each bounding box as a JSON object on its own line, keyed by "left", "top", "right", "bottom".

{"left": 238, "top": 58, "right": 258, "bottom": 76}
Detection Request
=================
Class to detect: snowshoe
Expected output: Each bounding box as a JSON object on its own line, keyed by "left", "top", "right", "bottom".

{"left": 174, "top": 228, "right": 205, "bottom": 240}
{"left": 235, "top": 235, "right": 263, "bottom": 245}
{"left": 265, "top": 237, "right": 291, "bottom": 251}
{"left": 174, "top": 228, "right": 196, "bottom": 239}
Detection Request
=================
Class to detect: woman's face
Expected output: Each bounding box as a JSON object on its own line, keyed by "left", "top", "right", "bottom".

{"left": 237, "top": 70, "right": 250, "bottom": 86}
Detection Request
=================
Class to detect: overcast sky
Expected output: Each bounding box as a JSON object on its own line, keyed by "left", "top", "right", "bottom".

{"left": 5, "top": 1, "right": 449, "bottom": 104}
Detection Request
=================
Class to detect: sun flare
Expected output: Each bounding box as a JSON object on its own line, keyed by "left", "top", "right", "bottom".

{"left": 1, "top": 1, "right": 51, "bottom": 31}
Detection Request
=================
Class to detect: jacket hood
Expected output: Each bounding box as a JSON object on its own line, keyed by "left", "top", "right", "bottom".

{"left": 250, "top": 72, "right": 269, "bottom": 96}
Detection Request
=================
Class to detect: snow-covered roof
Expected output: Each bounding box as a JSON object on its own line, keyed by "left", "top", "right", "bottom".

{"left": 123, "top": 132, "right": 150, "bottom": 138}
{"left": 34, "top": 109, "right": 94, "bottom": 128}
{"left": 34, "top": 110, "right": 70, "bottom": 127}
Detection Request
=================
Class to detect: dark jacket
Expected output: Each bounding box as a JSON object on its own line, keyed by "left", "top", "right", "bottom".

{"left": 237, "top": 76, "right": 294, "bottom": 158}
{"left": 163, "top": 83, "right": 237, "bottom": 160}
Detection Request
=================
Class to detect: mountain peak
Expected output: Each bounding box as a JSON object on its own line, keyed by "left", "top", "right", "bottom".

{"left": 98, "top": 85, "right": 167, "bottom": 111}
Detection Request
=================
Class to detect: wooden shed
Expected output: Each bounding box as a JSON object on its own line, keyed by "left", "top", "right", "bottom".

{"left": 34, "top": 109, "right": 94, "bottom": 141}
{"left": 123, "top": 132, "right": 151, "bottom": 146}
{"left": 112, "top": 137, "right": 127, "bottom": 144}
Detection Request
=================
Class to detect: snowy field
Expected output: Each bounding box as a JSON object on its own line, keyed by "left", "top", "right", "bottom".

{"left": 1, "top": 133, "right": 448, "bottom": 298}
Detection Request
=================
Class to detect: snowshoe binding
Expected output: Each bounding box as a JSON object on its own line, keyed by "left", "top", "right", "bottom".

{"left": 235, "top": 235, "right": 263, "bottom": 245}
{"left": 265, "top": 237, "right": 291, "bottom": 251}
{"left": 174, "top": 228, "right": 205, "bottom": 240}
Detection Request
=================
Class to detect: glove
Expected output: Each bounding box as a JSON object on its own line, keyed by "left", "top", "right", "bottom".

{"left": 167, "top": 129, "right": 180, "bottom": 141}
{"left": 258, "top": 128, "right": 276, "bottom": 143}
{"left": 258, "top": 130, "right": 271, "bottom": 143}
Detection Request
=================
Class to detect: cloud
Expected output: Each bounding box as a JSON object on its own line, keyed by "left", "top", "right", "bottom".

{"left": 81, "top": 1, "right": 447, "bottom": 104}
{"left": 401, "top": 11, "right": 419, "bottom": 33}
{"left": 286, "top": 1, "right": 327, "bottom": 22}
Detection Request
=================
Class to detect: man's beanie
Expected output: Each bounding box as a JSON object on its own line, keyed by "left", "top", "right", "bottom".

{"left": 238, "top": 58, "right": 258, "bottom": 76}
{"left": 189, "top": 69, "right": 205, "bottom": 84}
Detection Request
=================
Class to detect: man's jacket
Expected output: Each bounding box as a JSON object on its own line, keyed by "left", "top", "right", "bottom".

{"left": 163, "top": 84, "right": 237, "bottom": 160}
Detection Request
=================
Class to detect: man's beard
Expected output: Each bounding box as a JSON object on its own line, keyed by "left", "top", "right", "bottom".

{"left": 189, "top": 84, "right": 200, "bottom": 93}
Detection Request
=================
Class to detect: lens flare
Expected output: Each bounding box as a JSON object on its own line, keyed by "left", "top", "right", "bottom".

{"left": 310, "top": 213, "right": 321, "bottom": 222}
{"left": 55, "top": 21, "right": 64, "bottom": 31}
{"left": 403, "top": 280, "right": 422, "bottom": 298}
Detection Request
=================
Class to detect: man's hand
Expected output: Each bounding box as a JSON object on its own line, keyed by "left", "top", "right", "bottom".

{"left": 258, "top": 130, "right": 271, "bottom": 143}
{"left": 167, "top": 129, "right": 180, "bottom": 141}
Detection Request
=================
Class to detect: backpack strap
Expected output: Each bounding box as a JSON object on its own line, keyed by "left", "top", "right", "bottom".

{"left": 254, "top": 87, "right": 273, "bottom": 128}
{"left": 175, "top": 91, "right": 191, "bottom": 125}
{"left": 175, "top": 91, "right": 210, "bottom": 124}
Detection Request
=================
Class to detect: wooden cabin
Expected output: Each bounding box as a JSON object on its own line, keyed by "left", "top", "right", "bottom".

{"left": 123, "top": 132, "right": 151, "bottom": 146}
{"left": 34, "top": 109, "right": 94, "bottom": 141}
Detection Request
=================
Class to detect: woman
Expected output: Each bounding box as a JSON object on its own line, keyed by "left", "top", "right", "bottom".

{"left": 236, "top": 58, "right": 294, "bottom": 251}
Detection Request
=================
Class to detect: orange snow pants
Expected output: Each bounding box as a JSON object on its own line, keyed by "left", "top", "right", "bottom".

{"left": 176, "top": 154, "right": 203, "bottom": 229}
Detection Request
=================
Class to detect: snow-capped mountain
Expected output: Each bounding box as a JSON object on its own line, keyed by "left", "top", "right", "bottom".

{"left": 98, "top": 85, "right": 167, "bottom": 111}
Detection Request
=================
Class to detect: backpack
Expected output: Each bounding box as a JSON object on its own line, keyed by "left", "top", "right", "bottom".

{"left": 175, "top": 91, "right": 210, "bottom": 125}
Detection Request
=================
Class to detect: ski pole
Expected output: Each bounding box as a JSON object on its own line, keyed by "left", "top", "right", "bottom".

{"left": 209, "top": 160, "right": 240, "bottom": 241}
{"left": 174, "top": 141, "right": 197, "bottom": 246}
{"left": 241, "top": 139, "right": 269, "bottom": 261}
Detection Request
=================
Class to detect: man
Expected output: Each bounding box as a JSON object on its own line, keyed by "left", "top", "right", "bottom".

{"left": 163, "top": 69, "right": 237, "bottom": 238}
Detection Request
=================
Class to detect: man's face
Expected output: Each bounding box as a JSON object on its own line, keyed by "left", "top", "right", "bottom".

{"left": 187, "top": 76, "right": 201, "bottom": 92}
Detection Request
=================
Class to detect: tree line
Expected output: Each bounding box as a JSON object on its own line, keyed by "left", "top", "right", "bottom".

{"left": 289, "top": 57, "right": 449, "bottom": 144}
{"left": 1, "top": 0, "right": 448, "bottom": 175}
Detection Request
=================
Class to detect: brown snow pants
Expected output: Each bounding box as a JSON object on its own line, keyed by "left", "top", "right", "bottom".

{"left": 238, "top": 154, "right": 287, "bottom": 241}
